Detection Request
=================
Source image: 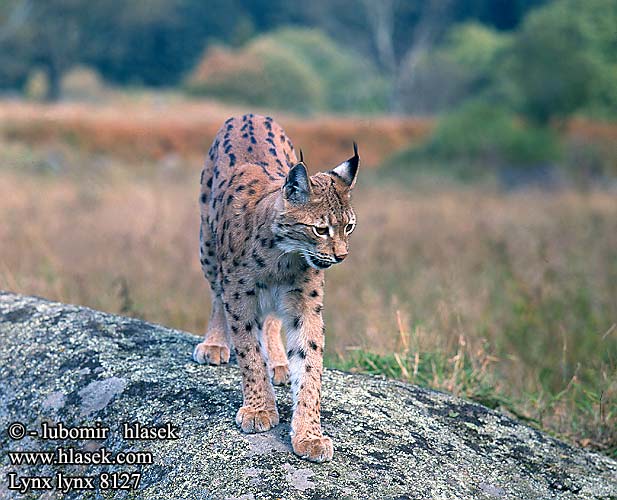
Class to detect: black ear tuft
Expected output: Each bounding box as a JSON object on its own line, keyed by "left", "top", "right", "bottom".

{"left": 299, "top": 148, "right": 304, "bottom": 164}
{"left": 330, "top": 141, "right": 360, "bottom": 188}
{"left": 283, "top": 163, "right": 311, "bottom": 204}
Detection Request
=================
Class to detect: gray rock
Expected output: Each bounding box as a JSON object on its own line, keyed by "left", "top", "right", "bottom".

{"left": 0, "top": 291, "right": 615, "bottom": 500}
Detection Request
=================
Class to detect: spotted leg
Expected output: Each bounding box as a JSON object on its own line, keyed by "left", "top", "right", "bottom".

{"left": 193, "top": 295, "right": 231, "bottom": 365}
{"left": 283, "top": 274, "right": 332, "bottom": 462}
{"left": 263, "top": 316, "right": 290, "bottom": 385}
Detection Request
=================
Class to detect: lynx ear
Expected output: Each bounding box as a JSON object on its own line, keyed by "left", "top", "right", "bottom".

{"left": 283, "top": 162, "right": 311, "bottom": 204}
{"left": 330, "top": 141, "right": 359, "bottom": 189}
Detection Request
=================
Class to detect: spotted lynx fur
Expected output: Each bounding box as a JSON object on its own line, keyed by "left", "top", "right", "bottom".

{"left": 193, "top": 113, "right": 359, "bottom": 462}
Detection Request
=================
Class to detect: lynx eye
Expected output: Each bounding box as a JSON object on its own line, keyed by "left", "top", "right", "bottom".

{"left": 344, "top": 223, "right": 355, "bottom": 234}
{"left": 312, "top": 226, "right": 329, "bottom": 237}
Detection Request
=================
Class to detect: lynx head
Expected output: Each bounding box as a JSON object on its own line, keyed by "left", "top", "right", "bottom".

{"left": 274, "top": 143, "right": 359, "bottom": 269}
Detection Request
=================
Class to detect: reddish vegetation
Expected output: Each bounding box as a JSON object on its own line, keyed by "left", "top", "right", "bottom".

{"left": 187, "top": 46, "right": 264, "bottom": 85}
{"left": 0, "top": 100, "right": 432, "bottom": 168}
{"left": 568, "top": 118, "right": 617, "bottom": 143}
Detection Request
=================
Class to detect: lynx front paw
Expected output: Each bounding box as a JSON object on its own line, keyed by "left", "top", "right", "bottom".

{"left": 271, "top": 364, "right": 290, "bottom": 385}
{"left": 292, "top": 434, "right": 334, "bottom": 463}
{"left": 235, "top": 406, "right": 279, "bottom": 433}
{"left": 193, "top": 342, "right": 230, "bottom": 365}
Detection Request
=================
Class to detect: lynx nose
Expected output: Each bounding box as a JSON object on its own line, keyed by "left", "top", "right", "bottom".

{"left": 334, "top": 253, "right": 348, "bottom": 263}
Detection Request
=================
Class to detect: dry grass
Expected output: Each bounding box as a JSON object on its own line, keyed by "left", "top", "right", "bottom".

{"left": 0, "top": 99, "right": 615, "bottom": 456}
{"left": 1, "top": 154, "right": 615, "bottom": 454}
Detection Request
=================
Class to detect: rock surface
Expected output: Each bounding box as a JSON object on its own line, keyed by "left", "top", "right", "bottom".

{"left": 0, "top": 291, "right": 616, "bottom": 500}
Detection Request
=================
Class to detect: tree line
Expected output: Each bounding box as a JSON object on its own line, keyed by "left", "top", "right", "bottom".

{"left": 0, "top": 0, "right": 546, "bottom": 102}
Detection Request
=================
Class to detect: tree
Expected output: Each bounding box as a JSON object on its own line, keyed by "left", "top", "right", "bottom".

{"left": 292, "top": 0, "right": 547, "bottom": 113}
{"left": 0, "top": 0, "right": 32, "bottom": 90}
{"left": 295, "top": 0, "right": 453, "bottom": 112}
{"left": 397, "top": 22, "right": 512, "bottom": 114}
{"left": 502, "top": 0, "right": 617, "bottom": 124}
{"left": 85, "top": 0, "right": 238, "bottom": 86}
{"left": 1, "top": 0, "right": 87, "bottom": 100}
{"left": 0, "top": 0, "right": 236, "bottom": 97}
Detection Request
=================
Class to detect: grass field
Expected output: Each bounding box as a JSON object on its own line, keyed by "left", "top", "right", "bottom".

{"left": 0, "top": 98, "right": 615, "bottom": 457}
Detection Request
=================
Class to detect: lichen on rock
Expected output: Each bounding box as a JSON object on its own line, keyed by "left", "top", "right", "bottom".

{"left": 1, "top": 291, "right": 616, "bottom": 500}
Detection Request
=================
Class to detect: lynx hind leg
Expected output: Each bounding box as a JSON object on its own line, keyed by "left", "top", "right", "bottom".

{"left": 195, "top": 213, "right": 231, "bottom": 365}
{"left": 263, "top": 316, "right": 290, "bottom": 385}
{"left": 193, "top": 296, "right": 231, "bottom": 365}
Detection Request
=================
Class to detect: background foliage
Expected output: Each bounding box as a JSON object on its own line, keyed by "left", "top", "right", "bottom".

{"left": 2, "top": 0, "right": 616, "bottom": 122}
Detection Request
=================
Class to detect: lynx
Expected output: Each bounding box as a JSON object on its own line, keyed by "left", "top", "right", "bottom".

{"left": 193, "top": 113, "right": 359, "bottom": 462}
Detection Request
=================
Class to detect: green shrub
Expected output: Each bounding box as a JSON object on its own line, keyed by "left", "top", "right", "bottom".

{"left": 269, "top": 28, "right": 388, "bottom": 112}
{"left": 61, "top": 66, "right": 106, "bottom": 102}
{"left": 378, "top": 102, "right": 563, "bottom": 186}
{"left": 425, "top": 102, "right": 561, "bottom": 166}
{"left": 24, "top": 69, "right": 50, "bottom": 101}
{"left": 441, "top": 22, "right": 512, "bottom": 71}
{"left": 185, "top": 41, "right": 323, "bottom": 113}
{"left": 502, "top": 0, "right": 617, "bottom": 123}
{"left": 249, "top": 38, "right": 326, "bottom": 112}
{"left": 185, "top": 27, "right": 387, "bottom": 113}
